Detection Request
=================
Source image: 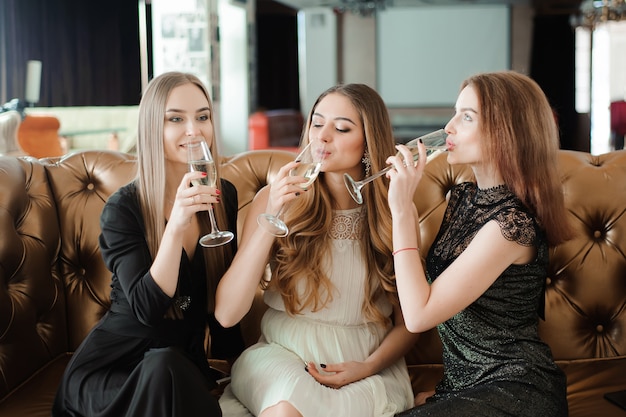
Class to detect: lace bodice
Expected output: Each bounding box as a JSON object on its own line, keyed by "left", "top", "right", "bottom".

{"left": 329, "top": 207, "right": 365, "bottom": 240}
{"left": 428, "top": 182, "right": 537, "bottom": 278}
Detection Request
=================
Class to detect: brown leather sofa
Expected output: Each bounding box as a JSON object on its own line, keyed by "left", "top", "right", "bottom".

{"left": 1, "top": 149, "right": 625, "bottom": 417}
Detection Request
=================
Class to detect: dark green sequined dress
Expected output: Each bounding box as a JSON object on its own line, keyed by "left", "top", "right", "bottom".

{"left": 396, "top": 183, "right": 568, "bottom": 417}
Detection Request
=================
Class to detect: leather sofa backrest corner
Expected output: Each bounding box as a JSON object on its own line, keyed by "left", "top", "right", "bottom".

{"left": 0, "top": 155, "right": 66, "bottom": 399}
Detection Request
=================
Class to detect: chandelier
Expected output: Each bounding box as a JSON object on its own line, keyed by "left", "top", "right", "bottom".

{"left": 573, "top": 0, "right": 626, "bottom": 28}
{"left": 334, "top": 0, "right": 394, "bottom": 17}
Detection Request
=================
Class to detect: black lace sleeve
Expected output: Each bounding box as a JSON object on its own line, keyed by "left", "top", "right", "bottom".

{"left": 494, "top": 207, "right": 537, "bottom": 247}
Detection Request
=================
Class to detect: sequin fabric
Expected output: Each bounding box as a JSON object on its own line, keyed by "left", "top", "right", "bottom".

{"left": 396, "top": 182, "right": 568, "bottom": 417}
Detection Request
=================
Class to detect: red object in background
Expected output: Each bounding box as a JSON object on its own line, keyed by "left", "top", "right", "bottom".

{"left": 610, "top": 101, "right": 626, "bottom": 150}
{"left": 610, "top": 101, "right": 626, "bottom": 135}
{"left": 17, "top": 114, "right": 65, "bottom": 158}
{"left": 248, "top": 110, "right": 303, "bottom": 152}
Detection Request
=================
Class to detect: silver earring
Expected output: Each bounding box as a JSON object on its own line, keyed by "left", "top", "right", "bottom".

{"left": 362, "top": 149, "right": 371, "bottom": 177}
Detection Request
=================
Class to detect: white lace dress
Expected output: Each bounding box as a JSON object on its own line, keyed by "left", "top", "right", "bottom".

{"left": 219, "top": 208, "right": 414, "bottom": 417}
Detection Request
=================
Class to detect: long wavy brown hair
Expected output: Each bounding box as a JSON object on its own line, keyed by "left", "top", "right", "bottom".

{"left": 265, "top": 83, "right": 399, "bottom": 325}
{"left": 135, "top": 71, "right": 233, "bottom": 317}
{"left": 463, "top": 71, "right": 575, "bottom": 245}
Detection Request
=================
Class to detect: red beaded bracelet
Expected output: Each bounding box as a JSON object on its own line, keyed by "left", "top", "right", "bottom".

{"left": 392, "top": 247, "right": 419, "bottom": 256}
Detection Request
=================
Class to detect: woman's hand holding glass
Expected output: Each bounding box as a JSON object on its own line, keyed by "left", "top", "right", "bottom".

{"left": 257, "top": 142, "right": 326, "bottom": 237}
{"left": 168, "top": 170, "right": 219, "bottom": 230}
{"left": 386, "top": 139, "right": 427, "bottom": 213}
{"left": 263, "top": 162, "right": 304, "bottom": 213}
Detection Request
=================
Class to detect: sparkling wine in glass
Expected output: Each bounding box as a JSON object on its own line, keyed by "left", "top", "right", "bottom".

{"left": 343, "top": 128, "right": 448, "bottom": 205}
{"left": 257, "top": 142, "right": 325, "bottom": 237}
{"left": 187, "top": 140, "right": 234, "bottom": 247}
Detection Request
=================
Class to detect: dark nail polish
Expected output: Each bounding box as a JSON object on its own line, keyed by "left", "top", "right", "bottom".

{"left": 295, "top": 192, "right": 301, "bottom": 197}
{"left": 304, "top": 366, "right": 309, "bottom": 373}
{"left": 320, "top": 363, "right": 326, "bottom": 368}
{"left": 419, "top": 138, "right": 423, "bottom": 144}
{"left": 216, "top": 197, "right": 220, "bottom": 203}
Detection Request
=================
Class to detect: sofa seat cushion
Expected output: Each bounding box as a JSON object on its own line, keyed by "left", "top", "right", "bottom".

{"left": 559, "top": 356, "right": 626, "bottom": 417}
{"left": 407, "top": 357, "right": 626, "bottom": 417}
{"left": 0, "top": 353, "right": 71, "bottom": 417}
{"left": 407, "top": 363, "right": 444, "bottom": 394}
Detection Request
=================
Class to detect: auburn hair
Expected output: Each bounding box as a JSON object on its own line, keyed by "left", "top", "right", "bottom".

{"left": 462, "top": 71, "right": 575, "bottom": 245}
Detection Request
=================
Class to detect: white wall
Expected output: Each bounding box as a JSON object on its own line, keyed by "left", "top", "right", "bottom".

{"left": 589, "top": 21, "right": 626, "bottom": 154}
{"left": 376, "top": 5, "right": 511, "bottom": 107}
{"left": 340, "top": 13, "right": 376, "bottom": 87}
{"left": 297, "top": 8, "right": 338, "bottom": 114}
{"left": 217, "top": 0, "right": 250, "bottom": 155}
{"left": 327, "top": 5, "right": 532, "bottom": 137}
{"left": 338, "top": 4, "right": 533, "bottom": 90}
{"left": 609, "top": 22, "right": 626, "bottom": 101}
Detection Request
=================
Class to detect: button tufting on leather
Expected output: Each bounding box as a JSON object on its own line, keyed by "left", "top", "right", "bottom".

{"left": 593, "top": 230, "right": 602, "bottom": 239}
{"left": 86, "top": 183, "right": 95, "bottom": 191}
{"left": 596, "top": 324, "right": 604, "bottom": 333}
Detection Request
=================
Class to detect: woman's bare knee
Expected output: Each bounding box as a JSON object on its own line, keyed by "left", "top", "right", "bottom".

{"left": 259, "top": 401, "right": 302, "bottom": 417}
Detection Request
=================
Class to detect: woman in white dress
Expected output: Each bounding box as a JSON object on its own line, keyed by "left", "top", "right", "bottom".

{"left": 215, "top": 83, "right": 418, "bottom": 417}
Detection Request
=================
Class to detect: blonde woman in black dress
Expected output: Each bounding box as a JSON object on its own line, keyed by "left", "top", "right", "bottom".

{"left": 52, "top": 72, "right": 244, "bottom": 417}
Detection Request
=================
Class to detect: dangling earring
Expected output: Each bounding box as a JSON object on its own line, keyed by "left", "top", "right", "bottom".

{"left": 362, "top": 149, "right": 371, "bottom": 177}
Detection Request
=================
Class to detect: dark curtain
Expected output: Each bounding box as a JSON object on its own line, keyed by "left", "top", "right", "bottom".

{"left": 1, "top": 0, "right": 142, "bottom": 107}
{"left": 530, "top": 14, "right": 581, "bottom": 151}
{"left": 256, "top": 9, "right": 300, "bottom": 112}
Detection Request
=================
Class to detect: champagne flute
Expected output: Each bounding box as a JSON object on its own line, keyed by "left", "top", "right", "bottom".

{"left": 257, "top": 142, "right": 325, "bottom": 237}
{"left": 187, "top": 140, "right": 235, "bottom": 247}
{"left": 343, "top": 128, "right": 448, "bottom": 204}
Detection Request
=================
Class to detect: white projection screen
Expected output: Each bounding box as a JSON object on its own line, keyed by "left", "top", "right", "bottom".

{"left": 377, "top": 5, "right": 511, "bottom": 107}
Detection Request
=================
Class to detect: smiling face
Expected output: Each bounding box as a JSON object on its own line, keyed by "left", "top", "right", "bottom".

{"left": 308, "top": 92, "right": 365, "bottom": 180}
{"left": 444, "top": 85, "right": 485, "bottom": 167}
{"left": 162, "top": 82, "right": 213, "bottom": 165}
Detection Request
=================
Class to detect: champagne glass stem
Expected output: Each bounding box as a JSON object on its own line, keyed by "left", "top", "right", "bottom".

{"left": 273, "top": 205, "right": 285, "bottom": 220}
{"left": 187, "top": 140, "right": 234, "bottom": 247}
{"left": 356, "top": 164, "right": 394, "bottom": 188}
{"left": 207, "top": 204, "right": 220, "bottom": 234}
{"left": 344, "top": 128, "right": 448, "bottom": 205}
{"left": 256, "top": 204, "right": 289, "bottom": 237}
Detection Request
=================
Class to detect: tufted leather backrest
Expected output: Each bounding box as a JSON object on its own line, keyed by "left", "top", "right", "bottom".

{"left": 1, "top": 148, "right": 626, "bottom": 401}
{"left": 44, "top": 151, "right": 138, "bottom": 349}
{"left": 409, "top": 149, "right": 626, "bottom": 364}
{"left": 0, "top": 156, "right": 66, "bottom": 398}
{"left": 541, "top": 151, "right": 626, "bottom": 360}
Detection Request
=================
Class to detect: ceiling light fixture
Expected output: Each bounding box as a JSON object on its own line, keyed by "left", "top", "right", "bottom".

{"left": 335, "top": 0, "right": 394, "bottom": 17}
{"left": 572, "top": 0, "right": 626, "bottom": 28}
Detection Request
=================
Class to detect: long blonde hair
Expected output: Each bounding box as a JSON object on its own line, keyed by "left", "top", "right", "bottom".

{"left": 135, "top": 71, "right": 233, "bottom": 315}
{"left": 267, "top": 84, "right": 398, "bottom": 325}
{"left": 462, "top": 71, "right": 575, "bottom": 245}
